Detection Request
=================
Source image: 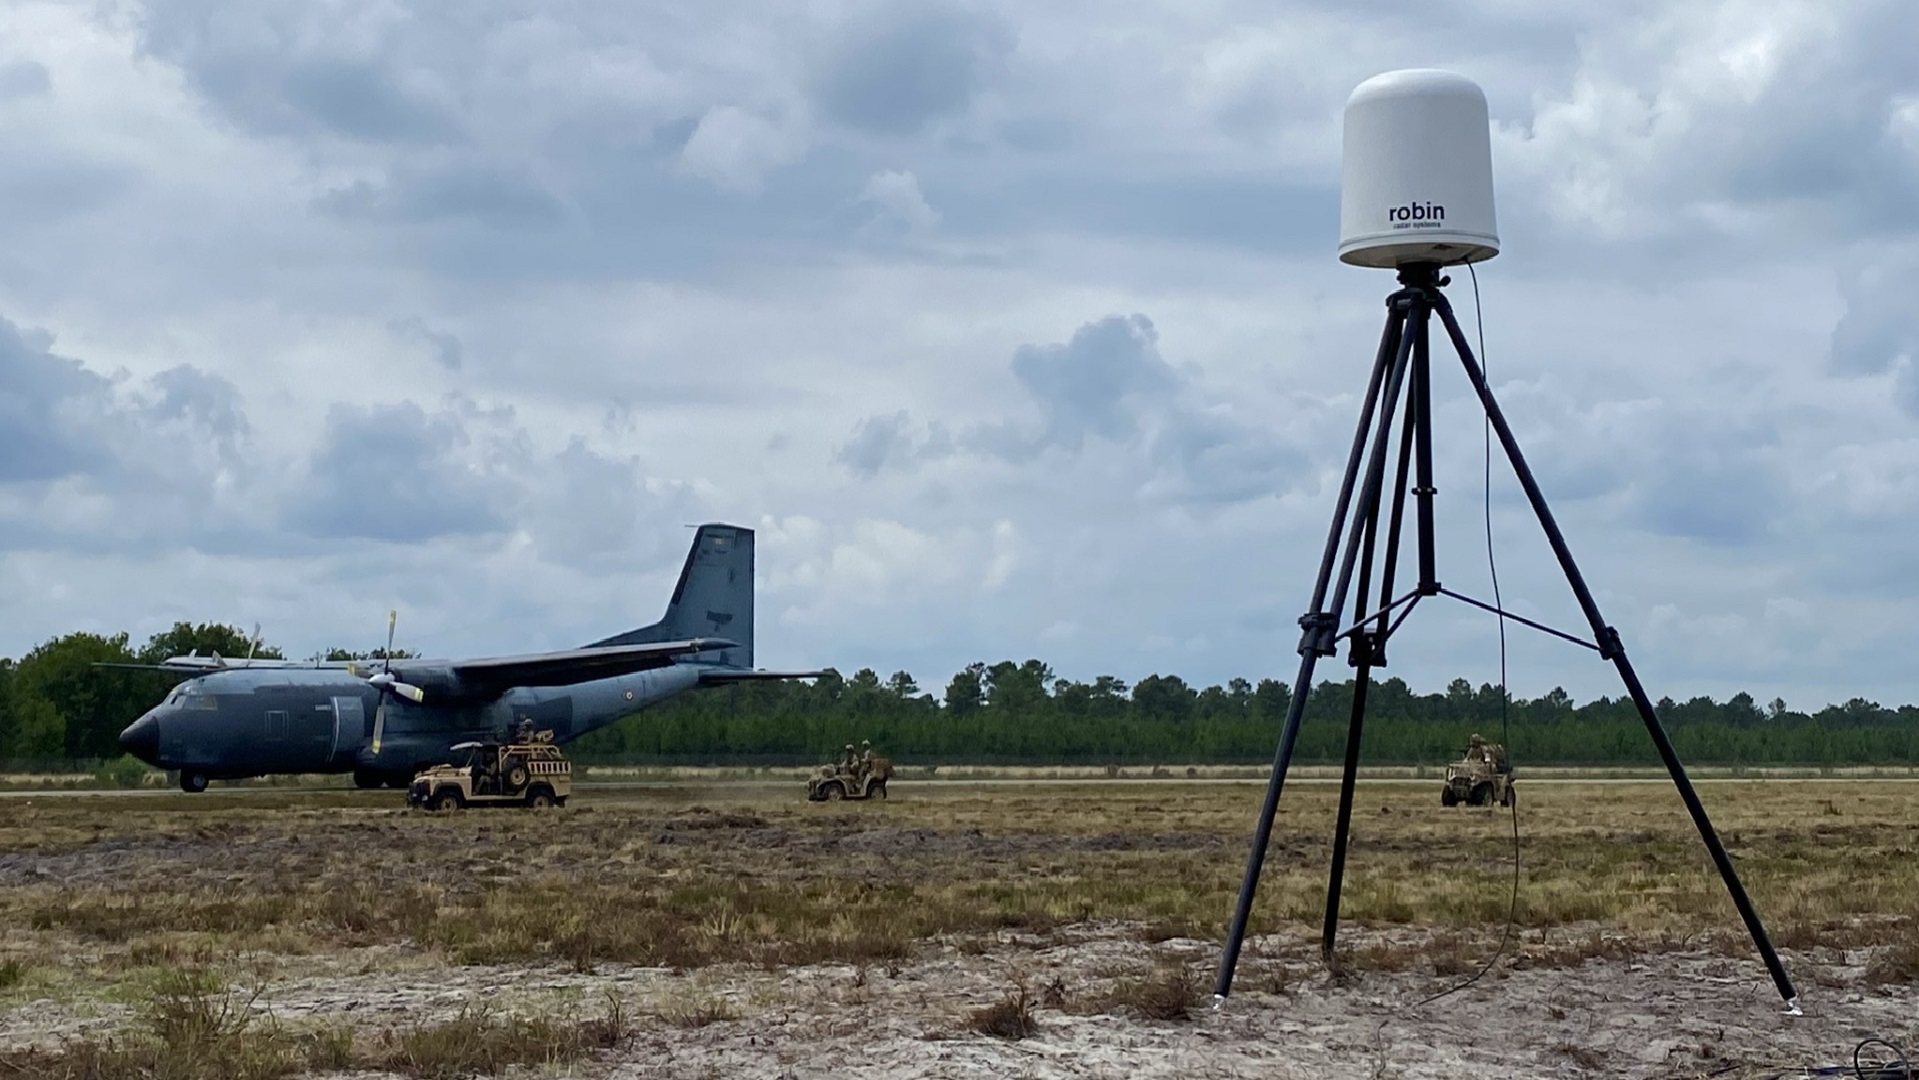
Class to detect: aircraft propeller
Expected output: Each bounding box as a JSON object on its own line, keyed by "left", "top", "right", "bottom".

{"left": 366, "top": 610, "right": 424, "bottom": 757}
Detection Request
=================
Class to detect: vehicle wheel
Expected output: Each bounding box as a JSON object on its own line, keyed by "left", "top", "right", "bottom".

{"left": 1440, "top": 787, "right": 1458, "bottom": 807}
{"left": 352, "top": 769, "right": 382, "bottom": 790}
{"left": 427, "top": 789, "right": 462, "bottom": 813}
{"left": 179, "top": 771, "right": 209, "bottom": 794}
{"left": 527, "top": 787, "right": 555, "bottom": 810}
{"left": 822, "top": 782, "right": 845, "bottom": 801}
{"left": 504, "top": 759, "right": 529, "bottom": 789}
{"left": 1470, "top": 782, "right": 1493, "bottom": 807}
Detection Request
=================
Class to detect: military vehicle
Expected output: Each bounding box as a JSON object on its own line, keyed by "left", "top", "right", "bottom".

{"left": 408, "top": 732, "right": 572, "bottom": 811}
{"left": 1441, "top": 735, "right": 1514, "bottom": 807}
{"left": 806, "top": 750, "right": 892, "bottom": 801}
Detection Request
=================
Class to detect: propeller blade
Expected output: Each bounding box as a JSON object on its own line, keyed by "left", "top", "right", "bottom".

{"left": 384, "top": 610, "right": 397, "bottom": 674}
{"left": 370, "top": 694, "right": 386, "bottom": 756}
{"left": 366, "top": 671, "right": 426, "bottom": 704}
{"left": 246, "top": 622, "right": 261, "bottom": 662}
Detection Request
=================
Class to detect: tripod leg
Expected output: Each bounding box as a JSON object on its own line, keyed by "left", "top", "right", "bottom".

{"left": 1322, "top": 656, "right": 1374, "bottom": 957}
{"left": 1430, "top": 295, "right": 1799, "bottom": 1009}
{"left": 1325, "top": 337, "right": 1422, "bottom": 959}
{"left": 1214, "top": 298, "right": 1410, "bottom": 1004}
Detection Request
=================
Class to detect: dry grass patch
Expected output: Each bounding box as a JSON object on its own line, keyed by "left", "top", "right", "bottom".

{"left": 966, "top": 984, "right": 1039, "bottom": 1040}
{"left": 372, "top": 1000, "right": 618, "bottom": 1080}
{"left": 1078, "top": 960, "right": 1206, "bottom": 1021}
{"left": 5, "top": 779, "right": 1919, "bottom": 1005}
{"left": 1866, "top": 921, "right": 1919, "bottom": 985}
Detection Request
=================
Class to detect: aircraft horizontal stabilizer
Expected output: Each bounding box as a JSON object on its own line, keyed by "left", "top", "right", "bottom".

{"left": 697, "top": 668, "right": 827, "bottom": 685}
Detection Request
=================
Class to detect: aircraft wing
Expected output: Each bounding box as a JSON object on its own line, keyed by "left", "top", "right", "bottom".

{"left": 697, "top": 667, "right": 828, "bottom": 684}
{"left": 443, "top": 637, "right": 739, "bottom": 694}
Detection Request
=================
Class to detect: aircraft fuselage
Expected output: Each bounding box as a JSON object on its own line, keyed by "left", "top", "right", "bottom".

{"left": 118, "top": 663, "right": 703, "bottom": 787}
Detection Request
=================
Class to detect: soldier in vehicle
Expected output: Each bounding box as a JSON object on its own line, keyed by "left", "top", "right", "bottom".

{"left": 516, "top": 717, "right": 535, "bottom": 743}
{"left": 859, "top": 740, "right": 875, "bottom": 779}
{"left": 1467, "top": 733, "right": 1488, "bottom": 763}
{"left": 840, "top": 743, "right": 859, "bottom": 777}
{"left": 472, "top": 745, "right": 497, "bottom": 795}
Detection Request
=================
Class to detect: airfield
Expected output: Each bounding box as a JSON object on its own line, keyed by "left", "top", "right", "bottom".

{"left": 0, "top": 775, "right": 1914, "bottom": 1079}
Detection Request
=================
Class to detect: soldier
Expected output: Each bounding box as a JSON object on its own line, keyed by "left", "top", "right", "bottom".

{"left": 516, "top": 717, "right": 535, "bottom": 743}
{"left": 1467, "top": 733, "right": 1487, "bottom": 763}
{"left": 840, "top": 743, "right": 858, "bottom": 777}
{"left": 859, "top": 740, "right": 875, "bottom": 779}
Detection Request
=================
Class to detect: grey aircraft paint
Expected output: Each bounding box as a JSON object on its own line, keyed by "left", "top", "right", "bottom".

{"left": 116, "top": 524, "right": 815, "bottom": 792}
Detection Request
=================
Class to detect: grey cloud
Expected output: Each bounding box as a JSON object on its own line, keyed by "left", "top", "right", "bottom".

{"left": 520, "top": 440, "right": 699, "bottom": 570}
{"left": 838, "top": 313, "right": 1309, "bottom": 506}
{"left": 1631, "top": 438, "right": 1782, "bottom": 546}
{"left": 0, "top": 59, "right": 50, "bottom": 100}
{"left": 814, "top": 4, "right": 1013, "bottom": 136}
{"left": 835, "top": 411, "right": 955, "bottom": 476}
{"left": 137, "top": 7, "right": 460, "bottom": 145}
{"left": 1002, "top": 314, "right": 1178, "bottom": 454}
{"left": 1830, "top": 252, "right": 1919, "bottom": 405}
{"left": 285, "top": 401, "right": 506, "bottom": 543}
{"left": 0, "top": 318, "right": 110, "bottom": 482}
{"left": 141, "top": 365, "right": 250, "bottom": 442}
{"left": 387, "top": 317, "right": 464, "bottom": 372}
{"left": 314, "top": 162, "right": 565, "bottom": 227}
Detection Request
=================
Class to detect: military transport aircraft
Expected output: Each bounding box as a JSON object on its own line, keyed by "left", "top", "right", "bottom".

{"left": 112, "top": 523, "right": 819, "bottom": 792}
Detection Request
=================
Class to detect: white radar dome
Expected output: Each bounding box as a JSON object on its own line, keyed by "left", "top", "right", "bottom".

{"left": 1338, "top": 69, "right": 1499, "bottom": 269}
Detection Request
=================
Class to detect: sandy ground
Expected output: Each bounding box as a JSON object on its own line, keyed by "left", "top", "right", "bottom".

{"left": 3, "top": 923, "right": 1911, "bottom": 1080}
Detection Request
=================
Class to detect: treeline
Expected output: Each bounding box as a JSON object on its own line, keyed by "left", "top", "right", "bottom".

{"left": 573, "top": 660, "right": 1919, "bottom": 768}
{"left": 3, "top": 628, "right": 1915, "bottom": 768}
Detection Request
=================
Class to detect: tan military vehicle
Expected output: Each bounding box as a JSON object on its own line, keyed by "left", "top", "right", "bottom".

{"left": 807, "top": 742, "right": 892, "bottom": 801}
{"left": 408, "top": 732, "right": 571, "bottom": 811}
{"left": 1441, "top": 733, "right": 1514, "bottom": 808}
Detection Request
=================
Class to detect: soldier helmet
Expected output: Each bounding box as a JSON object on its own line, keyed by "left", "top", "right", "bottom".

{"left": 1469, "top": 733, "right": 1484, "bottom": 745}
{"left": 844, "top": 744, "right": 855, "bottom": 752}
{"left": 861, "top": 740, "right": 871, "bottom": 748}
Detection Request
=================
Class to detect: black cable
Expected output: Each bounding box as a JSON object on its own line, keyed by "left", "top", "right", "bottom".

{"left": 1405, "top": 259, "right": 1521, "bottom": 1012}
{"left": 1854, "top": 1037, "right": 1912, "bottom": 1080}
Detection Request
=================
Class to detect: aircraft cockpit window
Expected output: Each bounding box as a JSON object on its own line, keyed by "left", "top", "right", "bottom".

{"left": 179, "top": 688, "right": 218, "bottom": 711}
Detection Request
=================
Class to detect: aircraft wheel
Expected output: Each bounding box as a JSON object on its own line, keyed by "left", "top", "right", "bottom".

{"left": 352, "top": 769, "right": 382, "bottom": 790}
{"left": 179, "top": 771, "right": 209, "bottom": 794}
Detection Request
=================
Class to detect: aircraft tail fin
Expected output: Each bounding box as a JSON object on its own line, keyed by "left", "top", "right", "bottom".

{"left": 590, "top": 524, "right": 754, "bottom": 668}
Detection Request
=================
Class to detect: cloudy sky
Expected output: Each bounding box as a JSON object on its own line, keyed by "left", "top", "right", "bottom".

{"left": 1, "top": 0, "right": 1914, "bottom": 710}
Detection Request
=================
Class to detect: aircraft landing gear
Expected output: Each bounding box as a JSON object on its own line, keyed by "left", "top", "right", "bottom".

{"left": 179, "top": 771, "right": 209, "bottom": 794}
{"left": 352, "top": 769, "right": 383, "bottom": 790}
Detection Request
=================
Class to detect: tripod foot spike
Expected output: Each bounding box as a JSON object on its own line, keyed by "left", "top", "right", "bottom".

{"left": 1783, "top": 996, "right": 1802, "bottom": 1017}
{"left": 1211, "top": 993, "right": 1226, "bottom": 1013}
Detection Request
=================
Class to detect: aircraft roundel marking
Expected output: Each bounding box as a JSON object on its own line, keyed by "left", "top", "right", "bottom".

{"left": 624, "top": 689, "right": 634, "bottom": 700}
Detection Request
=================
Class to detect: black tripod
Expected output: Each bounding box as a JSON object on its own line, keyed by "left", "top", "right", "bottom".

{"left": 1211, "top": 262, "right": 1798, "bottom": 1012}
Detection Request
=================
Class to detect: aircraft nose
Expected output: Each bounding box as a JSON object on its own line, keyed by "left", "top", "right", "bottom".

{"left": 119, "top": 712, "right": 161, "bottom": 763}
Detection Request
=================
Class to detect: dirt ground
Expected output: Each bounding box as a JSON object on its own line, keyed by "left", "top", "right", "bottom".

{"left": 0, "top": 780, "right": 1914, "bottom": 1078}
{"left": 4, "top": 922, "right": 1910, "bottom": 1079}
